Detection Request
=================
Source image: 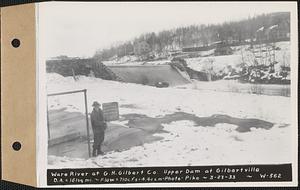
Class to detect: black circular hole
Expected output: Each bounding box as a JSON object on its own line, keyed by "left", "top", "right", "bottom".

{"left": 12, "top": 141, "right": 21, "bottom": 151}
{"left": 11, "top": 38, "right": 21, "bottom": 48}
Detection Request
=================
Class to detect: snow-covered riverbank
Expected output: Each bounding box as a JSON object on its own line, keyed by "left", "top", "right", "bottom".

{"left": 47, "top": 74, "right": 292, "bottom": 168}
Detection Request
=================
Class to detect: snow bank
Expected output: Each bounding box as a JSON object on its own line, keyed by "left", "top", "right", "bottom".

{"left": 47, "top": 73, "right": 73, "bottom": 84}
{"left": 185, "top": 55, "right": 242, "bottom": 73}
{"left": 181, "top": 80, "right": 290, "bottom": 97}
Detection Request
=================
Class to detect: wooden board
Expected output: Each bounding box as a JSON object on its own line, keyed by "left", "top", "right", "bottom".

{"left": 102, "top": 102, "right": 119, "bottom": 121}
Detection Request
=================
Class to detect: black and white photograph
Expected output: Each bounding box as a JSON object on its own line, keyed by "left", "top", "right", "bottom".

{"left": 36, "top": 2, "right": 298, "bottom": 187}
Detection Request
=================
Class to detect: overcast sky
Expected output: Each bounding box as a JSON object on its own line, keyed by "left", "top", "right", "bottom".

{"left": 38, "top": 2, "right": 294, "bottom": 58}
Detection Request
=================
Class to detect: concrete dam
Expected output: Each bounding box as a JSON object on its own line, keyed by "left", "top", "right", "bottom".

{"left": 46, "top": 58, "right": 191, "bottom": 86}
{"left": 108, "top": 65, "right": 191, "bottom": 86}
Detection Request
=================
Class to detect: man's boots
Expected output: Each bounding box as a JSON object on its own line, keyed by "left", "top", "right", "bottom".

{"left": 97, "top": 147, "right": 104, "bottom": 155}
{"left": 92, "top": 148, "right": 97, "bottom": 157}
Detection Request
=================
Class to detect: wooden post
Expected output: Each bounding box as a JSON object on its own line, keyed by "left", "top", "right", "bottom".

{"left": 72, "top": 68, "right": 77, "bottom": 81}
{"left": 47, "top": 89, "right": 91, "bottom": 157}
{"left": 83, "top": 89, "right": 91, "bottom": 157}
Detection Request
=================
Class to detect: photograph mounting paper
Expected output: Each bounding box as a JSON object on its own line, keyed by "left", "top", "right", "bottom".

{"left": 35, "top": 2, "right": 298, "bottom": 187}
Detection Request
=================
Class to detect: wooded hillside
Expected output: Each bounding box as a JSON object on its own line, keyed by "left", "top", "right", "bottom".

{"left": 93, "top": 12, "right": 290, "bottom": 60}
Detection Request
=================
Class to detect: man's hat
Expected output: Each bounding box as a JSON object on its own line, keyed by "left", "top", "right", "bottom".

{"left": 92, "top": 101, "right": 101, "bottom": 107}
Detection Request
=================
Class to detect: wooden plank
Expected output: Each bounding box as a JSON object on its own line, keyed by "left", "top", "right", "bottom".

{"left": 102, "top": 102, "right": 119, "bottom": 121}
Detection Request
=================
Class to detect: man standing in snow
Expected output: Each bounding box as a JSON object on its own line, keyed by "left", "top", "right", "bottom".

{"left": 91, "top": 101, "right": 107, "bottom": 156}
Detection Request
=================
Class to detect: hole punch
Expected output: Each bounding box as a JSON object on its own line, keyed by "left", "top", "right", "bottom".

{"left": 11, "top": 38, "right": 20, "bottom": 48}
{"left": 12, "top": 141, "right": 21, "bottom": 151}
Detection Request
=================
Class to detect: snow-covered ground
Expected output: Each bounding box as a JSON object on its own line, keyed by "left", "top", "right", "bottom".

{"left": 49, "top": 121, "right": 291, "bottom": 168}
{"left": 181, "top": 80, "right": 290, "bottom": 97}
{"left": 47, "top": 73, "right": 292, "bottom": 168}
{"left": 186, "top": 55, "right": 242, "bottom": 74}
{"left": 185, "top": 41, "right": 290, "bottom": 74}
